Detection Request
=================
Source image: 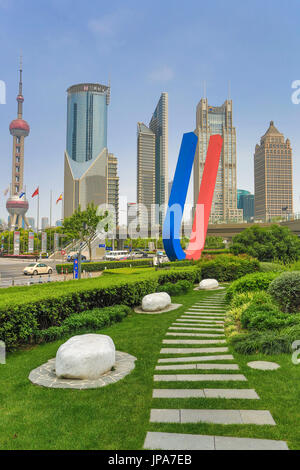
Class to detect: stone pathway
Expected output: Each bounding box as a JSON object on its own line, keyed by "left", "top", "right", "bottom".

{"left": 144, "top": 290, "right": 289, "bottom": 450}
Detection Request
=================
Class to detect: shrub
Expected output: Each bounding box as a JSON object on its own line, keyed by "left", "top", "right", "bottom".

{"left": 260, "top": 262, "right": 286, "bottom": 273}
{"left": 241, "top": 303, "right": 298, "bottom": 331}
{"left": 0, "top": 267, "right": 200, "bottom": 350}
{"left": 230, "top": 330, "right": 292, "bottom": 355}
{"left": 230, "top": 224, "right": 300, "bottom": 263}
{"left": 35, "top": 305, "right": 131, "bottom": 343}
{"left": 199, "top": 254, "right": 259, "bottom": 282}
{"left": 226, "top": 272, "right": 279, "bottom": 301}
{"left": 268, "top": 271, "right": 300, "bottom": 313}
{"left": 158, "top": 280, "right": 193, "bottom": 296}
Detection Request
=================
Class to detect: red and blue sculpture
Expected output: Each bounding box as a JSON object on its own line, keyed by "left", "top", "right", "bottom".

{"left": 163, "top": 132, "right": 223, "bottom": 261}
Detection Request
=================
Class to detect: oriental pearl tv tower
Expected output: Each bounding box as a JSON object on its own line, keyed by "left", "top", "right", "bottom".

{"left": 6, "top": 57, "right": 31, "bottom": 230}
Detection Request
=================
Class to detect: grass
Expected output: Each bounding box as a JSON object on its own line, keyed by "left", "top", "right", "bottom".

{"left": 0, "top": 288, "right": 300, "bottom": 449}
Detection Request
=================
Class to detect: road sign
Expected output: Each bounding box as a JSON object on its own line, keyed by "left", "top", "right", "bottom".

{"left": 73, "top": 259, "right": 79, "bottom": 279}
{"left": 61, "top": 250, "right": 66, "bottom": 256}
{"left": 99, "top": 244, "right": 106, "bottom": 248}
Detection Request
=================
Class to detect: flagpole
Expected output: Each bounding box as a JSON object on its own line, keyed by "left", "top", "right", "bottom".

{"left": 37, "top": 187, "right": 40, "bottom": 233}
{"left": 50, "top": 189, "right": 52, "bottom": 228}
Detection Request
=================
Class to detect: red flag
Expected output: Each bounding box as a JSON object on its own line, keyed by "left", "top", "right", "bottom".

{"left": 56, "top": 193, "right": 63, "bottom": 204}
{"left": 32, "top": 187, "right": 39, "bottom": 198}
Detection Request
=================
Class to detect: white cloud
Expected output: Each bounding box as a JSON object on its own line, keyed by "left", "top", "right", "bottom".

{"left": 149, "top": 66, "right": 174, "bottom": 82}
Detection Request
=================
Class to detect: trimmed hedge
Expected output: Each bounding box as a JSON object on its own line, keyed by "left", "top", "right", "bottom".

{"left": 226, "top": 272, "right": 279, "bottom": 301}
{"left": 200, "top": 255, "right": 259, "bottom": 282}
{"left": 158, "top": 280, "right": 193, "bottom": 296}
{"left": 56, "top": 258, "right": 197, "bottom": 274}
{"left": 35, "top": 305, "right": 131, "bottom": 343}
{"left": 56, "top": 258, "right": 153, "bottom": 273}
{"left": 0, "top": 267, "right": 201, "bottom": 350}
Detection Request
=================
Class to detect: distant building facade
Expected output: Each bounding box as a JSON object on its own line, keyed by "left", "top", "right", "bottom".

{"left": 137, "top": 122, "right": 156, "bottom": 229}
{"left": 107, "top": 153, "right": 119, "bottom": 226}
{"left": 64, "top": 83, "right": 111, "bottom": 219}
{"left": 194, "top": 98, "right": 243, "bottom": 223}
{"left": 149, "top": 92, "right": 168, "bottom": 224}
{"left": 137, "top": 93, "right": 168, "bottom": 229}
{"left": 127, "top": 202, "right": 138, "bottom": 237}
{"left": 254, "top": 121, "right": 293, "bottom": 221}
{"left": 41, "top": 217, "right": 49, "bottom": 230}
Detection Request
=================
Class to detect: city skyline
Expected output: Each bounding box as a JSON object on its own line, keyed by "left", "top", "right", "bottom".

{"left": 1, "top": 0, "right": 300, "bottom": 224}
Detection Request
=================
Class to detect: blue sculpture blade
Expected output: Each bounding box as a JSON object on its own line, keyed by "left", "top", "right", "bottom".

{"left": 163, "top": 132, "right": 198, "bottom": 261}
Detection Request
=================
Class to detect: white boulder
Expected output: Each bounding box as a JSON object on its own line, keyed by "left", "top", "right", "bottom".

{"left": 199, "top": 279, "right": 219, "bottom": 290}
{"left": 55, "top": 334, "right": 115, "bottom": 380}
{"left": 142, "top": 292, "right": 171, "bottom": 312}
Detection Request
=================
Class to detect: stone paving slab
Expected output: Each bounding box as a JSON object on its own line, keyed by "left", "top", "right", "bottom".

{"left": 176, "top": 319, "right": 224, "bottom": 324}
{"left": 169, "top": 327, "right": 225, "bottom": 332}
{"left": 160, "top": 347, "right": 229, "bottom": 354}
{"left": 166, "top": 332, "right": 225, "bottom": 337}
{"left": 162, "top": 339, "right": 226, "bottom": 345}
{"left": 143, "top": 432, "right": 288, "bottom": 450}
{"left": 203, "top": 388, "right": 259, "bottom": 399}
{"left": 214, "top": 435, "right": 288, "bottom": 450}
{"left": 181, "top": 316, "right": 225, "bottom": 320}
{"left": 150, "top": 409, "right": 180, "bottom": 423}
{"left": 189, "top": 308, "right": 226, "bottom": 311}
{"left": 152, "top": 388, "right": 258, "bottom": 399}
{"left": 150, "top": 409, "right": 274, "bottom": 425}
{"left": 247, "top": 361, "right": 280, "bottom": 370}
{"left": 153, "top": 388, "right": 205, "bottom": 398}
{"left": 154, "top": 374, "right": 247, "bottom": 382}
{"left": 158, "top": 354, "right": 234, "bottom": 363}
{"left": 172, "top": 323, "right": 225, "bottom": 328}
{"left": 185, "top": 311, "right": 226, "bottom": 315}
{"left": 144, "top": 431, "right": 214, "bottom": 450}
{"left": 155, "top": 363, "right": 239, "bottom": 370}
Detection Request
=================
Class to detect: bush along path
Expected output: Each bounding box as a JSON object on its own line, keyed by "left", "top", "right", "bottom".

{"left": 143, "top": 290, "right": 289, "bottom": 450}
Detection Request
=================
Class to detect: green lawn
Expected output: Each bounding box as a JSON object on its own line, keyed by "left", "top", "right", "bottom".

{"left": 0, "top": 288, "right": 300, "bottom": 449}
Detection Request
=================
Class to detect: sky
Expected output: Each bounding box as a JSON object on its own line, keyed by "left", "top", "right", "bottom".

{"left": 0, "top": 0, "right": 300, "bottom": 225}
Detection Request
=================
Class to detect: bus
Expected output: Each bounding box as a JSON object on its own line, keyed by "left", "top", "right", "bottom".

{"left": 104, "top": 250, "right": 130, "bottom": 261}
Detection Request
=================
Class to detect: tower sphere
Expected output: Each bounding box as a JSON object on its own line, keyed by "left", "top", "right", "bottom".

{"left": 6, "top": 195, "right": 29, "bottom": 217}
{"left": 9, "top": 118, "right": 30, "bottom": 137}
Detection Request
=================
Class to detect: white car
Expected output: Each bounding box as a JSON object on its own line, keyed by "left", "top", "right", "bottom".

{"left": 23, "top": 263, "right": 53, "bottom": 276}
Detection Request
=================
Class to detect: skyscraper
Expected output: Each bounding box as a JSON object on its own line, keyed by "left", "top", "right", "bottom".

{"left": 107, "top": 153, "right": 119, "bottom": 226}
{"left": 237, "top": 190, "right": 254, "bottom": 222}
{"left": 194, "top": 99, "right": 242, "bottom": 223}
{"left": 149, "top": 92, "right": 168, "bottom": 224}
{"left": 237, "top": 189, "right": 250, "bottom": 209}
{"left": 254, "top": 121, "right": 293, "bottom": 221}
{"left": 64, "top": 83, "right": 111, "bottom": 218}
{"left": 137, "top": 122, "right": 156, "bottom": 229}
{"left": 6, "top": 58, "right": 31, "bottom": 230}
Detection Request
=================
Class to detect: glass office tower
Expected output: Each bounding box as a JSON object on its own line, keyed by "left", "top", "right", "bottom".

{"left": 64, "top": 83, "right": 110, "bottom": 218}
{"left": 194, "top": 98, "right": 243, "bottom": 223}
{"left": 149, "top": 92, "right": 168, "bottom": 225}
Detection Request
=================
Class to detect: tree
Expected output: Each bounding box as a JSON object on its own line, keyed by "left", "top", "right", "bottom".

{"left": 63, "top": 204, "right": 107, "bottom": 261}
{"left": 230, "top": 224, "right": 300, "bottom": 263}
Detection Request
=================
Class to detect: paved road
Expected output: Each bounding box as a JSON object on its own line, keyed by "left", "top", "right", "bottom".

{"left": 0, "top": 258, "right": 58, "bottom": 283}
